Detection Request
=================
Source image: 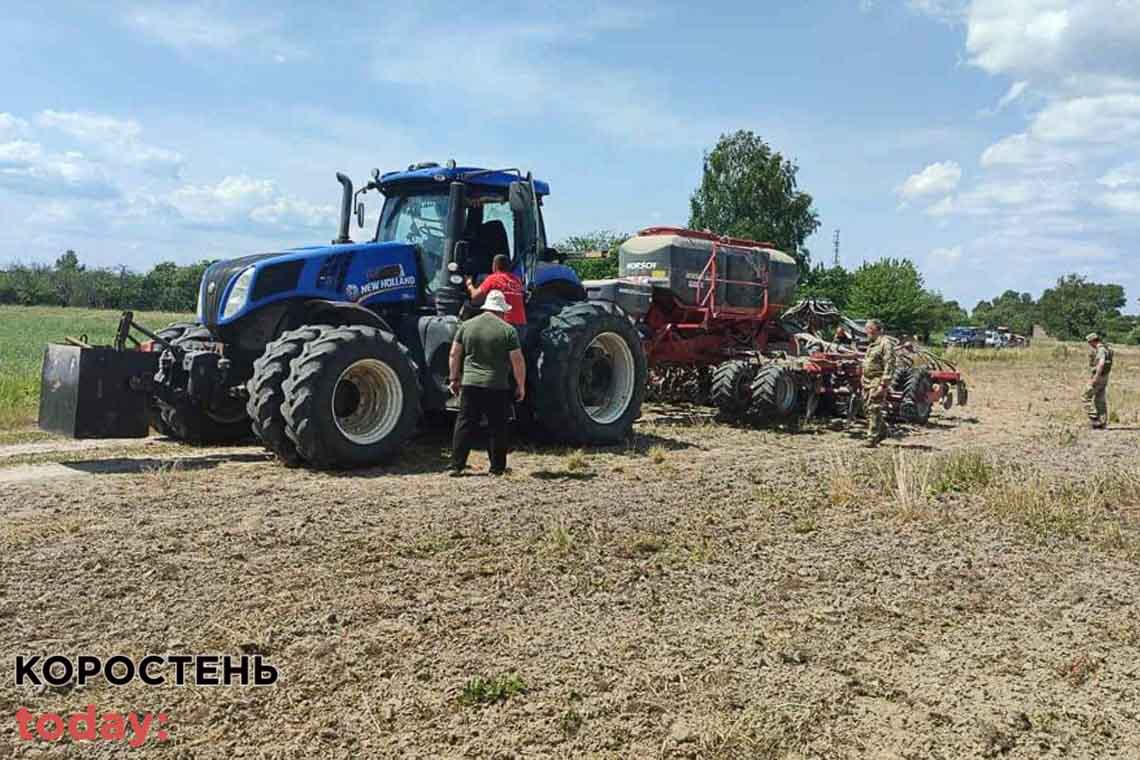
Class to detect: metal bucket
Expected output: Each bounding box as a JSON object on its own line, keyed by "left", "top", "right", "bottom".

{"left": 38, "top": 344, "right": 158, "bottom": 438}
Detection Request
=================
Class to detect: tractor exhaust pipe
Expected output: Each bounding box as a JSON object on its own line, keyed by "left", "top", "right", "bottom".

{"left": 334, "top": 172, "right": 353, "bottom": 244}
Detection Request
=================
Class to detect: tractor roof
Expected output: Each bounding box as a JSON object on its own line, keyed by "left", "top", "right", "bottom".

{"left": 379, "top": 164, "right": 550, "bottom": 196}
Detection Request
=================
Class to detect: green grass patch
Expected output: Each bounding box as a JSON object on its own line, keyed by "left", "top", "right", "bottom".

{"left": 459, "top": 673, "right": 527, "bottom": 706}
{"left": 931, "top": 450, "right": 994, "bottom": 494}
{"left": 0, "top": 305, "right": 192, "bottom": 429}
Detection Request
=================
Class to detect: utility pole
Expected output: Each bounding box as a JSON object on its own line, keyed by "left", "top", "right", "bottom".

{"left": 832, "top": 229, "right": 840, "bottom": 268}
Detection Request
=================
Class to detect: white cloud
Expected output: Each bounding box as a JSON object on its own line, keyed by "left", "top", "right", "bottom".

{"left": 368, "top": 9, "right": 700, "bottom": 148}
{"left": 898, "top": 161, "right": 962, "bottom": 200}
{"left": 1098, "top": 163, "right": 1140, "bottom": 188}
{"left": 0, "top": 113, "right": 30, "bottom": 137}
{"left": 979, "top": 132, "right": 1073, "bottom": 169}
{"left": 964, "top": 0, "right": 1140, "bottom": 85}
{"left": 924, "top": 177, "right": 1080, "bottom": 218}
{"left": 126, "top": 5, "right": 244, "bottom": 50}
{"left": 1097, "top": 190, "right": 1140, "bottom": 213}
{"left": 170, "top": 175, "right": 333, "bottom": 230}
{"left": 925, "top": 195, "right": 957, "bottom": 216}
{"left": 36, "top": 110, "right": 184, "bottom": 177}
{"left": 0, "top": 140, "right": 43, "bottom": 167}
{"left": 928, "top": 245, "right": 964, "bottom": 269}
{"left": 907, "top": 0, "right": 969, "bottom": 22}
{"left": 123, "top": 4, "right": 306, "bottom": 62}
{"left": 997, "top": 80, "right": 1029, "bottom": 109}
{"left": 1030, "top": 94, "right": 1140, "bottom": 143}
{"left": 0, "top": 139, "right": 118, "bottom": 199}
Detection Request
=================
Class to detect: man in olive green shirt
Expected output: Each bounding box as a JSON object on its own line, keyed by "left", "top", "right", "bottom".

{"left": 1083, "top": 332, "right": 1114, "bottom": 429}
{"left": 860, "top": 319, "right": 895, "bottom": 447}
{"left": 448, "top": 290, "right": 526, "bottom": 475}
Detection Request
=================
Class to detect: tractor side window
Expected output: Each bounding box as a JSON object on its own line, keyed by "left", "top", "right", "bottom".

{"left": 479, "top": 200, "right": 516, "bottom": 262}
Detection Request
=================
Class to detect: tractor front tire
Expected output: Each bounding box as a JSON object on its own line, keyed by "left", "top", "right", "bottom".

{"left": 153, "top": 325, "right": 251, "bottom": 444}
{"left": 710, "top": 360, "right": 756, "bottom": 422}
{"left": 148, "top": 322, "right": 199, "bottom": 437}
{"left": 900, "top": 369, "right": 934, "bottom": 424}
{"left": 749, "top": 364, "right": 799, "bottom": 423}
{"left": 247, "top": 325, "right": 331, "bottom": 465}
{"left": 532, "top": 302, "right": 647, "bottom": 445}
{"left": 282, "top": 325, "right": 420, "bottom": 469}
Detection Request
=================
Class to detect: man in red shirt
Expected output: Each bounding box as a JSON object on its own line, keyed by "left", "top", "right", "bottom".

{"left": 466, "top": 255, "right": 527, "bottom": 325}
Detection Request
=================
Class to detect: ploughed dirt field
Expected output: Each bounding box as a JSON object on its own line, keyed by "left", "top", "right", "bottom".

{"left": 2, "top": 343, "right": 1139, "bottom": 758}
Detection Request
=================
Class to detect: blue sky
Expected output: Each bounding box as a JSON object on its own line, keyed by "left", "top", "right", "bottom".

{"left": 1, "top": 0, "right": 1137, "bottom": 313}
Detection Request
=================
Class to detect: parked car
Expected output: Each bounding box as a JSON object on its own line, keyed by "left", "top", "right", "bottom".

{"left": 943, "top": 326, "right": 986, "bottom": 348}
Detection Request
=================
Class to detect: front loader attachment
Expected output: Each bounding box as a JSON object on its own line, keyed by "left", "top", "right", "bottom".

{"left": 38, "top": 312, "right": 162, "bottom": 439}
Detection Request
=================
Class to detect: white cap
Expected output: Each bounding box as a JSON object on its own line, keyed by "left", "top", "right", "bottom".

{"left": 482, "top": 289, "right": 512, "bottom": 313}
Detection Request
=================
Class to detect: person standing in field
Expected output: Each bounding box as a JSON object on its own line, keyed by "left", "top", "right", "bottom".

{"left": 448, "top": 290, "right": 526, "bottom": 476}
{"left": 1083, "top": 332, "right": 1113, "bottom": 429}
{"left": 466, "top": 254, "right": 527, "bottom": 326}
{"left": 860, "top": 319, "right": 896, "bottom": 447}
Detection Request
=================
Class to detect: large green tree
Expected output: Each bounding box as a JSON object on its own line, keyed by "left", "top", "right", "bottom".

{"left": 847, "top": 258, "right": 941, "bottom": 336}
{"left": 1037, "top": 274, "right": 1126, "bottom": 340}
{"left": 799, "top": 263, "right": 854, "bottom": 309}
{"left": 972, "top": 290, "right": 1038, "bottom": 335}
{"left": 689, "top": 130, "right": 820, "bottom": 274}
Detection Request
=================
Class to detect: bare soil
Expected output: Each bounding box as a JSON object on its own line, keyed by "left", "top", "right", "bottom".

{"left": 2, "top": 345, "right": 1139, "bottom": 758}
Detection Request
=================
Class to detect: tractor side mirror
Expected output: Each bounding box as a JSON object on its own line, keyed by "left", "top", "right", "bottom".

{"left": 508, "top": 181, "right": 531, "bottom": 214}
{"left": 355, "top": 202, "right": 365, "bottom": 228}
{"left": 371, "top": 168, "right": 380, "bottom": 182}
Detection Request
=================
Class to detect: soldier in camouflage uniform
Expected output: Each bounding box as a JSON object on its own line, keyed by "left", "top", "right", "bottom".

{"left": 861, "top": 319, "right": 896, "bottom": 447}
{"left": 1083, "top": 333, "right": 1113, "bottom": 429}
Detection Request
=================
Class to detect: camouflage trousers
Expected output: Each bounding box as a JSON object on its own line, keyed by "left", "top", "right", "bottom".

{"left": 862, "top": 379, "right": 886, "bottom": 438}
{"left": 1082, "top": 378, "right": 1108, "bottom": 426}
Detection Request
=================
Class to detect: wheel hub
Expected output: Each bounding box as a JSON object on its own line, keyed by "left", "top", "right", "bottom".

{"left": 332, "top": 359, "right": 404, "bottom": 445}
{"left": 579, "top": 332, "right": 636, "bottom": 425}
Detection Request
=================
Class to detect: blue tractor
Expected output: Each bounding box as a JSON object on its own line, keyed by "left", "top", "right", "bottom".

{"left": 38, "top": 163, "right": 648, "bottom": 468}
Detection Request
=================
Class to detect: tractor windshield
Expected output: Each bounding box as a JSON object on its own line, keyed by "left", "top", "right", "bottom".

{"left": 376, "top": 192, "right": 450, "bottom": 293}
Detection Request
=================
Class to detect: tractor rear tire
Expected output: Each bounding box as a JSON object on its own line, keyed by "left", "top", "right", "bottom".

{"left": 750, "top": 364, "right": 799, "bottom": 422}
{"left": 900, "top": 369, "right": 934, "bottom": 424}
{"left": 710, "top": 360, "right": 756, "bottom": 422}
{"left": 532, "top": 302, "right": 647, "bottom": 444}
{"left": 247, "top": 325, "right": 331, "bottom": 465}
{"left": 148, "top": 322, "right": 198, "bottom": 437}
{"left": 282, "top": 325, "right": 420, "bottom": 469}
{"left": 153, "top": 325, "right": 251, "bottom": 444}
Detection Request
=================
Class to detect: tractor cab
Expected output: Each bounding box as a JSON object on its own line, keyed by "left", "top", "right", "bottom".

{"left": 363, "top": 163, "right": 557, "bottom": 314}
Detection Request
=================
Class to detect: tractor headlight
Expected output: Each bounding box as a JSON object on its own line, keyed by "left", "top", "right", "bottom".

{"left": 221, "top": 267, "right": 255, "bottom": 320}
{"left": 196, "top": 280, "right": 205, "bottom": 322}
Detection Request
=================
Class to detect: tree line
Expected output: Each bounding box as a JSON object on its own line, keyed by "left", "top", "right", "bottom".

{"left": 4, "top": 130, "right": 1135, "bottom": 343}
{"left": 0, "top": 251, "right": 208, "bottom": 313}
{"left": 972, "top": 277, "right": 1139, "bottom": 344}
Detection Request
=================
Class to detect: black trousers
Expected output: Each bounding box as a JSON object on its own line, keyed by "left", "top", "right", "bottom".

{"left": 451, "top": 386, "right": 512, "bottom": 472}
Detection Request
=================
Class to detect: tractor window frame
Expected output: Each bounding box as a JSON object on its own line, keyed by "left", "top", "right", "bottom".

{"left": 375, "top": 189, "right": 454, "bottom": 295}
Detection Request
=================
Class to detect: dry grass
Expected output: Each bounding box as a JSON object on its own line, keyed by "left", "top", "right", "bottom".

{"left": 564, "top": 449, "right": 589, "bottom": 471}
{"left": 825, "top": 443, "right": 1140, "bottom": 554}
{"left": 883, "top": 449, "right": 933, "bottom": 519}
{"left": 823, "top": 451, "right": 859, "bottom": 507}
